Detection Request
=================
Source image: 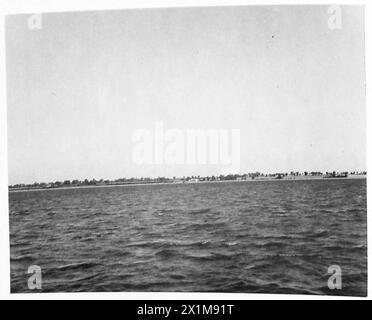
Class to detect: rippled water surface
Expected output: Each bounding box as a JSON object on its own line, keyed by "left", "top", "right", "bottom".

{"left": 9, "top": 179, "right": 367, "bottom": 295}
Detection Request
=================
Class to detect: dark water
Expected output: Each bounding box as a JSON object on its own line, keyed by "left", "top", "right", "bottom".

{"left": 9, "top": 179, "right": 367, "bottom": 295}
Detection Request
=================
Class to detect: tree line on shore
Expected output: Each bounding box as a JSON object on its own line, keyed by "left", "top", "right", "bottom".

{"left": 8, "top": 171, "right": 367, "bottom": 190}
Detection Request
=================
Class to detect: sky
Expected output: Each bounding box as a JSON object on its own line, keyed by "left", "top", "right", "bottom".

{"left": 6, "top": 5, "right": 366, "bottom": 185}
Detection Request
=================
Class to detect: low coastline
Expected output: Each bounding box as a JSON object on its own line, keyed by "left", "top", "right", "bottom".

{"left": 8, "top": 174, "right": 367, "bottom": 193}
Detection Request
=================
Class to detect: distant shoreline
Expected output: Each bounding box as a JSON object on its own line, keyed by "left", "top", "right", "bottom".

{"left": 8, "top": 174, "right": 367, "bottom": 193}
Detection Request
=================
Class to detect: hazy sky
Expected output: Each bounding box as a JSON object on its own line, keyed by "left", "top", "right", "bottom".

{"left": 6, "top": 6, "right": 366, "bottom": 184}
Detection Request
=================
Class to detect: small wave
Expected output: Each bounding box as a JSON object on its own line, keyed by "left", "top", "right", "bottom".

{"left": 313, "top": 229, "right": 329, "bottom": 237}
{"left": 216, "top": 279, "right": 254, "bottom": 292}
{"left": 57, "top": 261, "right": 99, "bottom": 271}
{"left": 16, "top": 209, "right": 30, "bottom": 216}
{"left": 10, "top": 254, "right": 34, "bottom": 263}
{"left": 169, "top": 273, "right": 187, "bottom": 280}
{"left": 186, "top": 252, "right": 215, "bottom": 261}
{"left": 258, "top": 241, "right": 286, "bottom": 249}
{"left": 187, "top": 208, "right": 212, "bottom": 214}
{"left": 183, "top": 220, "right": 228, "bottom": 231}
{"left": 155, "top": 248, "right": 180, "bottom": 260}
{"left": 157, "top": 208, "right": 173, "bottom": 214}
{"left": 71, "top": 233, "right": 102, "bottom": 241}
{"left": 10, "top": 240, "right": 31, "bottom": 248}
{"left": 272, "top": 210, "right": 288, "bottom": 215}
{"left": 186, "top": 251, "right": 242, "bottom": 262}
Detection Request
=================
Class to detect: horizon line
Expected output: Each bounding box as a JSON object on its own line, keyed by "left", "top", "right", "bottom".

{"left": 8, "top": 169, "right": 367, "bottom": 187}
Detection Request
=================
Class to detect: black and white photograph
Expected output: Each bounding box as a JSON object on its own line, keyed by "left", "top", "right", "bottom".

{"left": 4, "top": 4, "right": 367, "bottom": 297}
